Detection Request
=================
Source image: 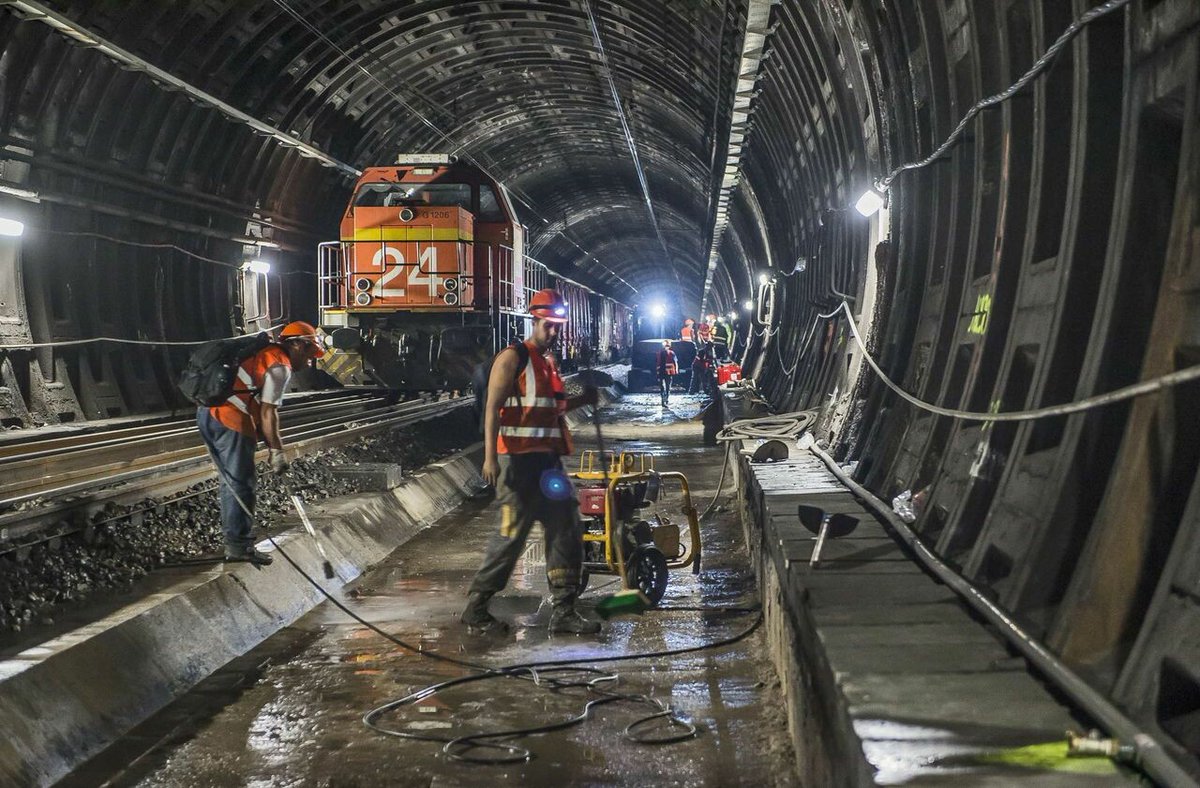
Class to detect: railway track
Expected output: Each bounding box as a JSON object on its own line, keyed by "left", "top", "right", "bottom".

{"left": 0, "top": 389, "right": 471, "bottom": 556}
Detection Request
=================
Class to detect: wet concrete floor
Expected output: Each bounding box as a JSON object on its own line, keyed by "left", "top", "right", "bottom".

{"left": 65, "top": 394, "right": 798, "bottom": 787}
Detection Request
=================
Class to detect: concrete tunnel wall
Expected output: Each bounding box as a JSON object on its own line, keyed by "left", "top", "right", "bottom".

{"left": 0, "top": 0, "right": 1197, "bottom": 773}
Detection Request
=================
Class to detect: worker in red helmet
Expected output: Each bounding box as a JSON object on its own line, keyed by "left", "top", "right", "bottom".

{"left": 462, "top": 288, "right": 601, "bottom": 635}
{"left": 196, "top": 320, "right": 325, "bottom": 566}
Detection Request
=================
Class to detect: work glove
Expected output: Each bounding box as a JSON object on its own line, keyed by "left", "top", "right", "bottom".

{"left": 268, "top": 448, "right": 289, "bottom": 474}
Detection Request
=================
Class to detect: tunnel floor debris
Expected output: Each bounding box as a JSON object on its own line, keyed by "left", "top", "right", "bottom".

{"left": 62, "top": 394, "right": 798, "bottom": 787}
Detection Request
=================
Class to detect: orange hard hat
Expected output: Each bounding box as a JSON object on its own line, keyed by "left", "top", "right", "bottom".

{"left": 279, "top": 320, "right": 326, "bottom": 358}
{"left": 528, "top": 289, "right": 569, "bottom": 323}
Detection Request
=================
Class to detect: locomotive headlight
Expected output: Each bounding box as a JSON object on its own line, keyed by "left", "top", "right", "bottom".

{"left": 443, "top": 292, "right": 459, "bottom": 306}
{"left": 354, "top": 292, "right": 372, "bottom": 306}
{"left": 355, "top": 277, "right": 372, "bottom": 291}
{"left": 443, "top": 277, "right": 459, "bottom": 292}
{"left": 399, "top": 207, "right": 415, "bottom": 222}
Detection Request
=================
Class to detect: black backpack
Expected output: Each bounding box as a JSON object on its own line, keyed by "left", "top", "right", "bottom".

{"left": 177, "top": 333, "right": 273, "bottom": 407}
{"left": 472, "top": 341, "right": 530, "bottom": 430}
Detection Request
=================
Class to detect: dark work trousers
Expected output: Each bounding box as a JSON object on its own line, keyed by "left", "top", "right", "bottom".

{"left": 658, "top": 374, "right": 672, "bottom": 405}
{"left": 468, "top": 452, "right": 583, "bottom": 607}
{"left": 713, "top": 341, "right": 729, "bottom": 362}
{"left": 196, "top": 407, "right": 258, "bottom": 550}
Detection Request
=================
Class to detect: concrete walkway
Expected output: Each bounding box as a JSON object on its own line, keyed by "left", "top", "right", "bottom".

{"left": 64, "top": 394, "right": 798, "bottom": 787}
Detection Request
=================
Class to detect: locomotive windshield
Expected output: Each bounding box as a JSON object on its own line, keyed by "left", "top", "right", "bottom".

{"left": 353, "top": 182, "right": 472, "bottom": 209}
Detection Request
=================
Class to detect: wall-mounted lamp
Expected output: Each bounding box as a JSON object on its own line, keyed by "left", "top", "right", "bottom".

{"left": 854, "top": 187, "right": 887, "bottom": 217}
{"left": 742, "top": 299, "right": 754, "bottom": 311}
{"left": 0, "top": 217, "right": 25, "bottom": 237}
{"left": 244, "top": 259, "right": 271, "bottom": 274}
{"left": 650, "top": 303, "right": 667, "bottom": 318}
{"left": 727, "top": 311, "right": 737, "bottom": 321}
{"left": 758, "top": 272, "right": 772, "bottom": 286}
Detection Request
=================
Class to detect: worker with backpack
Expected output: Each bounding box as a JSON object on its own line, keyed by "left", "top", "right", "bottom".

{"left": 183, "top": 321, "right": 325, "bottom": 566}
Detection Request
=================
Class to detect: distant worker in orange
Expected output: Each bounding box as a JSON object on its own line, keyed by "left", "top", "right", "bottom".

{"left": 680, "top": 318, "right": 696, "bottom": 344}
{"left": 197, "top": 322, "right": 325, "bottom": 566}
{"left": 462, "top": 289, "right": 600, "bottom": 636}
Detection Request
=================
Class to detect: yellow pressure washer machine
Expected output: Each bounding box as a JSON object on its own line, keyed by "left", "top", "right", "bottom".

{"left": 571, "top": 451, "right": 702, "bottom": 604}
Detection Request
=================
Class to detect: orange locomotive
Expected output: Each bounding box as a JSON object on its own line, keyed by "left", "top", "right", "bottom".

{"left": 317, "top": 154, "right": 630, "bottom": 390}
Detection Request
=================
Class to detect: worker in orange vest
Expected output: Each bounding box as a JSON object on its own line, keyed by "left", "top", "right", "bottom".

{"left": 197, "top": 321, "right": 325, "bottom": 566}
{"left": 680, "top": 318, "right": 696, "bottom": 343}
{"left": 463, "top": 289, "right": 600, "bottom": 636}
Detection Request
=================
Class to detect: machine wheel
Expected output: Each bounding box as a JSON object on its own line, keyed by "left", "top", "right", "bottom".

{"left": 626, "top": 545, "right": 669, "bottom": 605}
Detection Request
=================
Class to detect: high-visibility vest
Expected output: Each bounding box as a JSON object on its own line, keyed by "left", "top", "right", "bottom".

{"left": 658, "top": 349, "right": 678, "bottom": 376}
{"left": 209, "top": 345, "right": 292, "bottom": 437}
{"left": 497, "top": 341, "right": 572, "bottom": 455}
{"left": 680, "top": 325, "right": 694, "bottom": 342}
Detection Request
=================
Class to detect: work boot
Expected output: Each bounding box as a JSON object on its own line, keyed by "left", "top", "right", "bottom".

{"left": 548, "top": 606, "right": 601, "bottom": 635}
{"left": 224, "top": 546, "right": 273, "bottom": 566}
{"left": 461, "top": 592, "right": 509, "bottom": 635}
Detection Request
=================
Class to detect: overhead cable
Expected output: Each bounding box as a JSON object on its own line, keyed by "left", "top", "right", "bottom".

{"left": 832, "top": 301, "right": 1200, "bottom": 423}
{"left": 1, "top": 0, "right": 360, "bottom": 177}
{"left": 879, "top": 0, "right": 1131, "bottom": 190}
{"left": 0, "top": 326, "right": 283, "bottom": 351}
{"left": 582, "top": 0, "right": 679, "bottom": 293}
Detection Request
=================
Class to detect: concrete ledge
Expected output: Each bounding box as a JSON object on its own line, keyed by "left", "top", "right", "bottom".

{"left": 0, "top": 445, "right": 486, "bottom": 788}
{"left": 562, "top": 383, "right": 622, "bottom": 431}
{"left": 738, "top": 438, "right": 1132, "bottom": 785}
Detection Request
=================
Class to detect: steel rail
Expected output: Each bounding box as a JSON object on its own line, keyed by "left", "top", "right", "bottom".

{"left": 0, "top": 392, "right": 387, "bottom": 463}
{"left": 0, "top": 396, "right": 443, "bottom": 508}
{"left": 0, "top": 388, "right": 388, "bottom": 462}
{"left": 0, "top": 396, "right": 470, "bottom": 552}
{"left": 0, "top": 389, "right": 387, "bottom": 451}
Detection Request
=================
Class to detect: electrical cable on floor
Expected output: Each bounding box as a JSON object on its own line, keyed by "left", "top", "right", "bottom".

{"left": 206, "top": 442, "right": 763, "bottom": 766}
{"left": 266, "top": 530, "right": 761, "bottom": 764}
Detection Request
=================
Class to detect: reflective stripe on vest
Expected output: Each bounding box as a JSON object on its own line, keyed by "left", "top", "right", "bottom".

{"left": 497, "top": 343, "right": 570, "bottom": 455}
{"left": 209, "top": 345, "right": 290, "bottom": 437}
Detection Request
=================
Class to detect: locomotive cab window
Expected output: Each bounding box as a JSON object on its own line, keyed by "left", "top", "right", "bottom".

{"left": 353, "top": 182, "right": 472, "bottom": 210}
{"left": 477, "top": 185, "right": 507, "bottom": 222}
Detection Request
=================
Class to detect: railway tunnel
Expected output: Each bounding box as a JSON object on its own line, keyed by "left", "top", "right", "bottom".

{"left": 0, "top": 0, "right": 1197, "bottom": 785}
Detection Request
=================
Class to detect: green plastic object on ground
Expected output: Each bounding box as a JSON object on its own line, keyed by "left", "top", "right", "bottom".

{"left": 595, "top": 588, "right": 652, "bottom": 619}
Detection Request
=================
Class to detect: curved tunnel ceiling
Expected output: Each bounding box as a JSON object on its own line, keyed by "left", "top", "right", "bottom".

{"left": 1, "top": 0, "right": 748, "bottom": 309}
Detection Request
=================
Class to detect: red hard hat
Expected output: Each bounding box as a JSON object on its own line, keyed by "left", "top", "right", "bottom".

{"left": 528, "top": 289, "right": 569, "bottom": 323}
{"left": 279, "top": 320, "right": 326, "bottom": 358}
